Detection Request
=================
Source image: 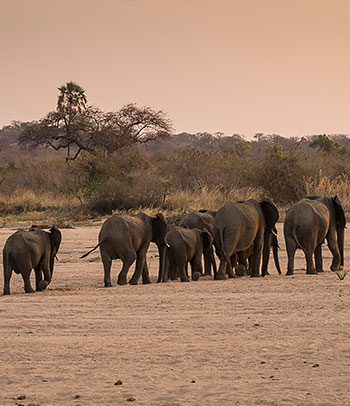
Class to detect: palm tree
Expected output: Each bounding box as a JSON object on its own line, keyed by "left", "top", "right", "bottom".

{"left": 57, "top": 81, "right": 87, "bottom": 118}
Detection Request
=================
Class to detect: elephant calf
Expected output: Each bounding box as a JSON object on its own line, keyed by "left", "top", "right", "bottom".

{"left": 178, "top": 210, "right": 217, "bottom": 276}
{"left": 3, "top": 225, "right": 62, "bottom": 295}
{"left": 162, "top": 226, "right": 214, "bottom": 282}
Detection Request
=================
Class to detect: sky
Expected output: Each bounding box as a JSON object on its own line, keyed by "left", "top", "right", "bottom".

{"left": 1, "top": 0, "right": 350, "bottom": 138}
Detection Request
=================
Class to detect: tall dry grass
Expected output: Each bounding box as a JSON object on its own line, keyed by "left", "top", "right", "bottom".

{"left": 305, "top": 171, "right": 350, "bottom": 215}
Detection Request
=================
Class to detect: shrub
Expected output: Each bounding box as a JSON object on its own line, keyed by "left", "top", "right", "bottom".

{"left": 255, "top": 145, "right": 308, "bottom": 204}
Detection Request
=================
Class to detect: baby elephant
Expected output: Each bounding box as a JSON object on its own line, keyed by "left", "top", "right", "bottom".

{"left": 163, "top": 226, "right": 214, "bottom": 282}
{"left": 3, "top": 225, "right": 62, "bottom": 295}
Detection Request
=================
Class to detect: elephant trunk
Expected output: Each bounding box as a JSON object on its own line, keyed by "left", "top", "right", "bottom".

{"left": 337, "top": 227, "right": 345, "bottom": 267}
{"left": 157, "top": 243, "right": 167, "bottom": 283}
{"left": 272, "top": 234, "right": 281, "bottom": 275}
{"left": 261, "top": 232, "right": 272, "bottom": 277}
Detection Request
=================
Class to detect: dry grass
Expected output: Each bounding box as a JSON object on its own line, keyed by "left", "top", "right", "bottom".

{"left": 305, "top": 171, "right": 350, "bottom": 216}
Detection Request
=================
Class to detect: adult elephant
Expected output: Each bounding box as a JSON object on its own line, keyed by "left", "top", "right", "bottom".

{"left": 213, "top": 198, "right": 279, "bottom": 279}
{"left": 233, "top": 226, "right": 281, "bottom": 276}
{"left": 81, "top": 212, "right": 168, "bottom": 286}
{"left": 284, "top": 196, "right": 345, "bottom": 275}
{"left": 3, "top": 225, "right": 62, "bottom": 295}
{"left": 178, "top": 209, "right": 217, "bottom": 276}
{"left": 161, "top": 226, "right": 214, "bottom": 282}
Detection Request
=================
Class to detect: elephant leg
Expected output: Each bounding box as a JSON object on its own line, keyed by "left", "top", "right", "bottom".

{"left": 34, "top": 265, "right": 43, "bottom": 291}
{"left": 142, "top": 261, "right": 151, "bottom": 284}
{"left": 3, "top": 265, "right": 12, "bottom": 295}
{"left": 226, "top": 261, "right": 235, "bottom": 278}
{"left": 169, "top": 262, "right": 178, "bottom": 280}
{"left": 217, "top": 259, "right": 228, "bottom": 280}
{"left": 179, "top": 263, "right": 190, "bottom": 282}
{"left": 327, "top": 235, "right": 341, "bottom": 271}
{"left": 117, "top": 255, "right": 136, "bottom": 285}
{"left": 129, "top": 247, "right": 148, "bottom": 285}
{"left": 204, "top": 251, "right": 212, "bottom": 276}
{"left": 101, "top": 248, "right": 113, "bottom": 287}
{"left": 250, "top": 238, "right": 263, "bottom": 277}
{"left": 305, "top": 249, "right": 316, "bottom": 274}
{"left": 285, "top": 237, "right": 297, "bottom": 276}
{"left": 39, "top": 258, "right": 51, "bottom": 291}
{"left": 210, "top": 248, "right": 217, "bottom": 277}
{"left": 314, "top": 244, "right": 323, "bottom": 272}
{"left": 190, "top": 255, "right": 203, "bottom": 278}
{"left": 22, "top": 270, "right": 35, "bottom": 294}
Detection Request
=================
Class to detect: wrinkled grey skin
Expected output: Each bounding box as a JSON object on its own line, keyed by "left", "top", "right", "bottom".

{"left": 3, "top": 225, "right": 62, "bottom": 295}
{"left": 161, "top": 226, "right": 214, "bottom": 282}
{"left": 178, "top": 210, "right": 217, "bottom": 276}
{"left": 213, "top": 198, "right": 279, "bottom": 279}
{"left": 81, "top": 212, "right": 168, "bottom": 286}
{"left": 232, "top": 226, "right": 281, "bottom": 276}
{"left": 284, "top": 196, "right": 345, "bottom": 275}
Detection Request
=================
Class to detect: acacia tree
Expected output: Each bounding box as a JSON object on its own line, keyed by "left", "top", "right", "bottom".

{"left": 19, "top": 82, "right": 172, "bottom": 160}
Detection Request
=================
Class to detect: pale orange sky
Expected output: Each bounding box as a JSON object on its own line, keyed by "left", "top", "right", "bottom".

{"left": 1, "top": 0, "right": 350, "bottom": 138}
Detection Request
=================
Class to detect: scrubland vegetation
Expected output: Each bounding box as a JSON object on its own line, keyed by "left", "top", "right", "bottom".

{"left": 1, "top": 82, "right": 350, "bottom": 225}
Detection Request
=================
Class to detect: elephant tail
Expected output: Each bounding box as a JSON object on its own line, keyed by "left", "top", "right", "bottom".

{"left": 219, "top": 226, "right": 231, "bottom": 264}
{"left": 291, "top": 225, "right": 307, "bottom": 254}
{"left": 80, "top": 243, "right": 100, "bottom": 259}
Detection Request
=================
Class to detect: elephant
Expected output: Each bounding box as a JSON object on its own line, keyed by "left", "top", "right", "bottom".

{"left": 3, "top": 225, "right": 62, "bottom": 295}
{"left": 178, "top": 209, "right": 217, "bottom": 276}
{"left": 213, "top": 198, "right": 279, "bottom": 279}
{"left": 160, "top": 226, "right": 214, "bottom": 282}
{"left": 283, "top": 196, "right": 345, "bottom": 275}
{"left": 81, "top": 212, "right": 168, "bottom": 286}
{"left": 232, "top": 226, "right": 281, "bottom": 276}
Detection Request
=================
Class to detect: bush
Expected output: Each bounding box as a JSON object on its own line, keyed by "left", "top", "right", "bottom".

{"left": 255, "top": 145, "right": 308, "bottom": 204}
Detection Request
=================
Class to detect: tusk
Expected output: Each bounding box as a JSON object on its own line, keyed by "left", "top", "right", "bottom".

{"left": 271, "top": 229, "right": 278, "bottom": 237}
{"left": 165, "top": 242, "right": 170, "bottom": 248}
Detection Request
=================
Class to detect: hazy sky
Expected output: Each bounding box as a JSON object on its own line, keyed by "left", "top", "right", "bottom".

{"left": 1, "top": 0, "right": 350, "bottom": 138}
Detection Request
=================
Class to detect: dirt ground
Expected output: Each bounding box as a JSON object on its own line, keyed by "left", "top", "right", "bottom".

{"left": 0, "top": 222, "right": 349, "bottom": 406}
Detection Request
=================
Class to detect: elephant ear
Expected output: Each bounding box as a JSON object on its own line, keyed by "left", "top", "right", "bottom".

{"left": 332, "top": 196, "right": 346, "bottom": 228}
{"left": 260, "top": 198, "right": 279, "bottom": 231}
{"left": 152, "top": 213, "right": 168, "bottom": 245}
{"left": 202, "top": 228, "right": 214, "bottom": 252}
{"left": 49, "top": 226, "right": 62, "bottom": 254}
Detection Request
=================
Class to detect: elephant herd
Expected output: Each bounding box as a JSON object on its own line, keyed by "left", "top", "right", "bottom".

{"left": 2, "top": 196, "right": 346, "bottom": 295}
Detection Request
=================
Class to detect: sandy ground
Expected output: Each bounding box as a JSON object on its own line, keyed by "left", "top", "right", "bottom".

{"left": 0, "top": 222, "right": 349, "bottom": 406}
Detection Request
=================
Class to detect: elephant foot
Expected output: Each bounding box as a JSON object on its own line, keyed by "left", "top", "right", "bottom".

{"left": 142, "top": 279, "right": 151, "bottom": 285}
{"left": 316, "top": 269, "right": 324, "bottom": 273}
{"left": 235, "top": 265, "right": 246, "bottom": 277}
{"left": 38, "top": 280, "right": 49, "bottom": 291}
{"left": 250, "top": 273, "right": 260, "bottom": 278}
{"left": 306, "top": 269, "right": 317, "bottom": 275}
{"left": 117, "top": 277, "right": 128, "bottom": 286}
{"left": 3, "top": 290, "right": 10, "bottom": 295}
{"left": 192, "top": 271, "right": 202, "bottom": 281}
{"left": 216, "top": 273, "right": 226, "bottom": 280}
{"left": 25, "top": 287, "right": 35, "bottom": 293}
{"left": 286, "top": 270, "right": 294, "bottom": 276}
{"left": 129, "top": 279, "right": 139, "bottom": 285}
{"left": 180, "top": 276, "right": 190, "bottom": 282}
{"left": 228, "top": 273, "right": 238, "bottom": 278}
{"left": 330, "top": 265, "right": 342, "bottom": 272}
{"left": 104, "top": 282, "right": 112, "bottom": 287}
